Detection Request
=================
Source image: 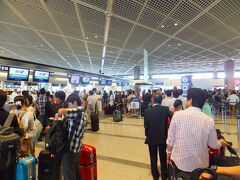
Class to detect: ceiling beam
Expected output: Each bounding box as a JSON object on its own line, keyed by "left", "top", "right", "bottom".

{"left": 101, "top": 0, "right": 113, "bottom": 73}
{"left": 108, "top": 0, "right": 149, "bottom": 75}
{"left": 124, "top": 0, "right": 222, "bottom": 74}
{"left": 115, "top": 0, "right": 183, "bottom": 75}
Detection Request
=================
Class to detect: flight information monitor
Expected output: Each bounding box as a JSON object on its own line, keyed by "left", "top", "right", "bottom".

{"left": 106, "top": 80, "right": 112, "bottom": 86}
{"left": 81, "top": 76, "right": 90, "bottom": 84}
{"left": 99, "top": 79, "right": 106, "bottom": 85}
{"left": 7, "top": 67, "right": 30, "bottom": 81}
{"left": 70, "top": 74, "right": 80, "bottom": 84}
{"left": 33, "top": 70, "right": 50, "bottom": 83}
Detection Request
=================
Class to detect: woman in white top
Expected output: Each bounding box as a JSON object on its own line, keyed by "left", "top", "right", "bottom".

{"left": 13, "top": 95, "right": 35, "bottom": 156}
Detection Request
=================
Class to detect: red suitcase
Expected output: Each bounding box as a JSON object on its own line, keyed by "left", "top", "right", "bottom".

{"left": 80, "top": 144, "right": 97, "bottom": 180}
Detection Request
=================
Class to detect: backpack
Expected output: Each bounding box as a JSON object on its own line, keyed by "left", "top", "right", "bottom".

{"left": 45, "top": 100, "right": 56, "bottom": 118}
{"left": 45, "top": 110, "right": 83, "bottom": 157}
{"left": 0, "top": 113, "right": 21, "bottom": 170}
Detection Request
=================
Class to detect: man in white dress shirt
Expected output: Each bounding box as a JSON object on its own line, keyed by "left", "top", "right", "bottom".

{"left": 161, "top": 90, "right": 172, "bottom": 107}
{"left": 166, "top": 88, "right": 229, "bottom": 179}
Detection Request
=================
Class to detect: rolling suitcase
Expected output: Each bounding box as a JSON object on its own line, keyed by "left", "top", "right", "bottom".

{"left": 38, "top": 150, "right": 61, "bottom": 180}
{"left": 113, "top": 110, "right": 122, "bottom": 122}
{"left": 16, "top": 156, "right": 36, "bottom": 180}
{"left": 80, "top": 144, "right": 97, "bottom": 180}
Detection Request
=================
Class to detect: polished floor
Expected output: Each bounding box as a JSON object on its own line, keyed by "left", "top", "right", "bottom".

{"left": 35, "top": 113, "right": 240, "bottom": 180}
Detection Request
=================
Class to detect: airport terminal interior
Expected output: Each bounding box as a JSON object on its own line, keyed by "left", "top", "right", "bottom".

{"left": 1, "top": 0, "right": 240, "bottom": 180}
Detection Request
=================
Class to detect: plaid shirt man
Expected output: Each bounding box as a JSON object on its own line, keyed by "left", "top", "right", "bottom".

{"left": 66, "top": 107, "right": 86, "bottom": 153}
{"left": 36, "top": 94, "right": 47, "bottom": 116}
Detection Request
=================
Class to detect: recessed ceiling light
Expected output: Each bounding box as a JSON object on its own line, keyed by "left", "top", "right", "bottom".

{"left": 178, "top": 43, "right": 181, "bottom": 46}
{"left": 40, "top": 44, "right": 43, "bottom": 47}
{"left": 86, "top": 37, "right": 89, "bottom": 40}
{"left": 168, "top": 44, "right": 171, "bottom": 47}
{"left": 174, "top": 23, "right": 178, "bottom": 26}
{"left": 34, "top": 45, "right": 37, "bottom": 48}
{"left": 161, "top": 25, "right": 164, "bottom": 28}
{"left": 94, "top": 35, "right": 98, "bottom": 38}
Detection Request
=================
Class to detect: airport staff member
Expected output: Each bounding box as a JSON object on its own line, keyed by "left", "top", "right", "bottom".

{"left": 166, "top": 88, "right": 229, "bottom": 179}
{"left": 144, "top": 95, "right": 172, "bottom": 180}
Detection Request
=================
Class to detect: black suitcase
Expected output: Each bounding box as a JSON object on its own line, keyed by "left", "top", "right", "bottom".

{"left": 113, "top": 110, "right": 122, "bottom": 122}
{"left": 38, "top": 150, "right": 61, "bottom": 180}
{"left": 210, "top": 146, "right": 240, "bottom": 167}
{"left": 90, "top": 112, "right": 99, "bottom": 132}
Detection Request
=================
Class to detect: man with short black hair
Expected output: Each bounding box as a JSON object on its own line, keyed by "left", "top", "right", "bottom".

{"left": 144, "top": 95, "right": 172, "bottom": 180}
{"left": 167, "top": 88, "right": 229, "bottom": 179}
{"left": 56, "top": 93, "right": 86, "bottom": 180}
{"left": 54, "top": 91, "right": 67, "bottom": 111}
{"left": 36, "top": 88, "right": 47, "bottom": 141}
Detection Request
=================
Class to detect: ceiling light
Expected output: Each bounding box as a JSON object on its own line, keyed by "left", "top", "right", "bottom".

{"left": 161, "top": 25, "right": 164, "bottom": 28}
{"left": 168, "top": 44, "right": 171, "bottom": 47}
{"left": 178, "top": 43, "right": 181, "bottom": 46}
{"left": 174, "top": 23, "right": 178, "bottom": 26}
{"left": 1, "top": 50, "right": 3, "bottom": 53}
{"left": 94, "top": 35, "right": 98, "bottom": 38}
{"left": 34, "top": 45, "right": 37, "bottom": 48}
{"left": 40, "top": 44, "right": 43, "bottom": 47}
{"left": 86, "top": 37, "right": 89, "bottom": 40}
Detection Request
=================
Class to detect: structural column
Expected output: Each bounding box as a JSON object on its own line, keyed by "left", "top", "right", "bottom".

{"left": 224, "top": 60, "right": 234, "bottom": 90}
{"left": 144, "top": 49, "right": 148, "bottom": 81}
{"left": 134, "top": 66, "right": 140, "bottom": 80}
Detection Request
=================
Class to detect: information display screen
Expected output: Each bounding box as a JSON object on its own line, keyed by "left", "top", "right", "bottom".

{"left": 99, "top": 79, "right": 106, "bottom": 85}
{"left": 117, "top": 80, "right": 125, "bottom": 86}
{"left": 33, "top": 70, "right": 50, "bottom": 83}
{"left": 106, "top": 80, "right": 112, "bottom": 86}
{"left": 81, "top": 76, "right": 90, "bottom": 84}
{"left": 7, "top": 67, "right": 29, "bottom": 81}
{"left": 70, "top": 74, "right": 80, "bottom": 84}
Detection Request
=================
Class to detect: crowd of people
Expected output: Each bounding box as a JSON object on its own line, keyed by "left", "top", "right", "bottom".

{"left": 1, "top": 86, "right": 240, "bottom": 179}
{"left": 143, "top": 87, "right": 240, "bottom": 180}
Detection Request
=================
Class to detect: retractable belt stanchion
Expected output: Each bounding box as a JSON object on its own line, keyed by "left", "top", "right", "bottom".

{"left": 221, "top": 102, "right": 227, "bottom": 134}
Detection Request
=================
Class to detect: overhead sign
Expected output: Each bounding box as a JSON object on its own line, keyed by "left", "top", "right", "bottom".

{"left": 33, "top": 70, "right": 50, "bottom": 83}
{"left": 7, "top": 67, "right": 30, "bottom": 81}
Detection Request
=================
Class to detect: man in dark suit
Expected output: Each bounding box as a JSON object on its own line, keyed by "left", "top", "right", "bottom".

{"left": 144, "top": 95, "right": 172, "bottom": 180}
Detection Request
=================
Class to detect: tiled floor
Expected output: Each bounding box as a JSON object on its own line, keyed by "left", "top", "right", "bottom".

{"left": 35, "top": 114, "right": 240, "bottom": 180}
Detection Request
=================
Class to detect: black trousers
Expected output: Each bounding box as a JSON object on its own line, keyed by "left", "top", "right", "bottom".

{"left": 148, "top": 144, "right": 167, "bottom": 180}
{"left": 61, "top": 151, "right": 81, "bottom": 180}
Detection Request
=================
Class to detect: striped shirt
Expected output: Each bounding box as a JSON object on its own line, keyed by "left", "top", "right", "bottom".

{"left": 66, "top": 107, "right": 86, "bottom": 153}
{"left": 167, "top": 107, "right": 221, "bottom": 172}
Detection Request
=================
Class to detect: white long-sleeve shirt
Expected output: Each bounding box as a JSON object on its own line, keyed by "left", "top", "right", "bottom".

{"left": 167, "top": 107, "right": 221, "bottom": 172}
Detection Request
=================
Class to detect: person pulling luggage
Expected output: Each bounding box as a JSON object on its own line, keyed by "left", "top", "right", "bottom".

{"left": 54, "top": 93, "right": 86, "bottom": 180}
{"left": 167, "top": 88, "right": 229, "bottom": 180}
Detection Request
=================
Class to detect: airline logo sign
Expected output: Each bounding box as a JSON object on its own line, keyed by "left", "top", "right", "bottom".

{"left": 9, "top": 68, "right": 29, "bottom": 78}
{"left": 35, "top": 71, "right": 49, "bottom": 80}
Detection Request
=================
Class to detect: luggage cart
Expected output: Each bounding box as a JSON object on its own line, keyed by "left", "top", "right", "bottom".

{"left": 126, "top": 98, "right": 141, "bottom": 119}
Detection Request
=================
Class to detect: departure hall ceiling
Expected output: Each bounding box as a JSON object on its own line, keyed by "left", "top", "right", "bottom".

{"left": 1, "top": 0, "right": 240, "bottom": 75}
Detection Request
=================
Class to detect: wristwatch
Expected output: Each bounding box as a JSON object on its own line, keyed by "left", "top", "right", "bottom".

{"left": 210, "top": 165, "right": 218, "bottom": 172}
